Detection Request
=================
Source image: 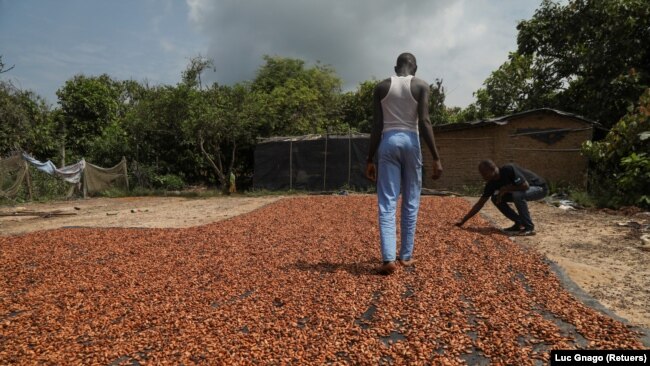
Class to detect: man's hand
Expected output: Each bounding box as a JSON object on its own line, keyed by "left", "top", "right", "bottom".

{"left": 431, "top": 160, "right": 443, "bottom": 180}
{"left": 365, "top": 162, "right": 377, "bottom": 182}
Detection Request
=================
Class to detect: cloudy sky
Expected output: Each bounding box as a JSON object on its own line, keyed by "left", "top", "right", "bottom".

{"left": 1, "top": 0, "right": 542, "bottom": 108}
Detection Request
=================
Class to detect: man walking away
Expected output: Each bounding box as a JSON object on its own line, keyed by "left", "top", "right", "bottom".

{"left": 365, "top": 53, "right": 443, "bottom": 275}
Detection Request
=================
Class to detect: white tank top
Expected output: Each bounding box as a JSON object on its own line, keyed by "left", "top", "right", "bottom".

{"left": 381, "top": 75, "right": 419, "bottom": 133}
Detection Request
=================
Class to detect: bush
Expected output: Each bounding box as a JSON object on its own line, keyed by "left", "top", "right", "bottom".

{"left": 128, "top": 161, "right": 156, "bottom": 189}
{"left": 567, "top": 189, "right": 595, "bottom": 208}
{"left": 152, "top": 174, "right": 185, "bottom": 191}
{"left": 30, "top": 168, "right": 72, "bottom": 200}
{"left": 582, "top": 88, "right": 650, "bottom": 208}
{"left": 128, "top": 162, "right": 186, "bottom": 191}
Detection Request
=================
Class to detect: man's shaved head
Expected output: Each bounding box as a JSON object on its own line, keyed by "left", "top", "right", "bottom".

{"left": 478, "top": 160, "right": 499, "bottom": 181}
{"left": 478, "top": 159, "right": 497, "bottom": 172}
{"left": 396, "top": 52, "right": 417, "bottom": 68}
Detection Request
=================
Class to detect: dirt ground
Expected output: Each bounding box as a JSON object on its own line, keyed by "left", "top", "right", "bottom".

{"left": 465, "top": 197, "right": 650, "bottom": 330}
{"left": 1, "top": 194, "right": 648, "bottom": 330}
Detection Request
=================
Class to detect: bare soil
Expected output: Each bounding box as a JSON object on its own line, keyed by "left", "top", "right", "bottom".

{"left": 0, "top": 195, "right": 283, "bottom": 234}
{"left": 1, "top": 194, "right": 648, "bottom": 331}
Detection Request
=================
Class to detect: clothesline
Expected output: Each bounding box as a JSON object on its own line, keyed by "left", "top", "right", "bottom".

{"left": 1, "top": 153, "right": 128, "bottom": 199}
{"left": 21, "top": 153, "right": 86, "bottom": 184}
{"left": 22, "top": 152, "right": 86, "bottom": 184}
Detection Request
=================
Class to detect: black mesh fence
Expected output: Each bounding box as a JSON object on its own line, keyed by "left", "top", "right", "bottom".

{"left": 254, "top": 134, "right": 371, "bottom": 191}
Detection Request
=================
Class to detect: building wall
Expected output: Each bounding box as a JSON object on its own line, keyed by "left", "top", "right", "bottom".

{"left": 422, "top": 113, "right": 593, "bottom": 190}
{"left": 422, "top": 126, "right": 497, "bottom": 190}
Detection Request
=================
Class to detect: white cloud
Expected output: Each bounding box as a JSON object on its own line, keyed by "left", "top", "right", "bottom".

{"left": 185, "top": 0, "right": 539, "bottom": 107}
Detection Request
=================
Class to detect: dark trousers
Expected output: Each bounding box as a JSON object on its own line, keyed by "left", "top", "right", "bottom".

{"left": 491, "top": 185, "right": 547, "bottom": 229}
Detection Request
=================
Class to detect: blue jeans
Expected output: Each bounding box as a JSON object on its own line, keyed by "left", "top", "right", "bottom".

{"left": 377, "top": 130, "right": 422, "bottom": 262}
{"left": 491, "top": 185, "right": 547, "bottom": 230}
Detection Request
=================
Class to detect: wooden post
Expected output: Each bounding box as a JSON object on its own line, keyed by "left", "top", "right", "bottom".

{"left": 323, "top": 133, "right": 328, "bottom": 191}
{"left": 348, "top": 125, "right": 351, "bottom": 187}
{"left": 60, "top": 123, "right": 66, "bottom": 168}
{"left": 122, "top": 156, "right": 129, "bottom": 191}
{"left": 82, "top": 161, "right": 87, "bottom": 199}
{"left": 24, "top": 163, "right": 33, "bottom": 201}
{"left": 289, "top": 141, "right": 293, "bottom": 190}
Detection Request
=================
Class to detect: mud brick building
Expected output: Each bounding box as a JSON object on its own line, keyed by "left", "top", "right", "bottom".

{"left": 423, "top": 108, "right": 597, "bottom": 190}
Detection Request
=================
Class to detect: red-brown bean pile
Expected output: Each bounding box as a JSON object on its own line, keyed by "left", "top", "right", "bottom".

{"left": 0, "top": 196, "right": 645, "bottom": 365}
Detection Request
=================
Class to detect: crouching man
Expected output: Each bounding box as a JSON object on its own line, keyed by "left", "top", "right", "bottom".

{"left": 455, "top": 160, "right": 548, "bottom": 235}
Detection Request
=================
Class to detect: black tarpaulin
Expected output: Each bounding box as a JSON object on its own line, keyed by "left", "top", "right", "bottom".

{"left": 254, "top": 134, "right": 371, "bottom": 191}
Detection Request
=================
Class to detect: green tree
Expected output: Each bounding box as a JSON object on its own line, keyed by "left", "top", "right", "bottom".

{"left": 82, "top": 79, "right": 149, "bottom": 168}
{"left": 181, "top": 55, "right": 215, "bottom": 90}
{"left": 182, "top": 83, "right": 242, "bottom": 189}
{"left": 444, "top": 102, "right": 491, "bottom": 124}
{"left": 56, "top": 74, "right": 122, "bottom": 160}
{"left": 340, "top": 80, "right": 378, "bottom": 133}
{"left": 517, "top": 0, "right": 650, "bottom": 127}
{"left": 474, "top": 52, "right": 561, "bottom": 117}
{"left": 249, "top": 56, "right": 344, "bottom": 136}
{"left": 141, "top": 85, "right": 192, "bottom": 175}
{"left": 0, "top": 81, "right": 56, "bottom": 157}
{"left": 429, "top": 79, "right": 448, "bottom": 125}
{"left": 176, "top": 56, "right": 255, "bottom": 189}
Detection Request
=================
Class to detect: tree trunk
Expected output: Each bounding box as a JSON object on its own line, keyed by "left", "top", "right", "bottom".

{"left": 198, "top": 133, "right": 226, "bottom": 188}
{"left": 228, "top": 139, "right": 237, "bottom": 174}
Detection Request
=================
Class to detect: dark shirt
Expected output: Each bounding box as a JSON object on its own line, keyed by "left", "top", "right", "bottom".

{"left": 482, "top": 164, "right": 546, "bottom": 198}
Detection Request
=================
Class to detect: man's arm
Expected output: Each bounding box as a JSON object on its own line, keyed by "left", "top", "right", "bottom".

{"left": 494, "top": 166, "right": 529, "bottom": 202}
{"left": 414, "top": 79, "right": 442, "bottom": 179}
{"left": 456, "top": 196, "right": 489, "bottom": 226}
{"left": 367, "top": 83, "right": 385, "bottom": 163}
{"left": 365, "top": 81, "right": 388, "bottom": 181}
{"left": 499, "top": 182, "right": 530, "bottom": 193}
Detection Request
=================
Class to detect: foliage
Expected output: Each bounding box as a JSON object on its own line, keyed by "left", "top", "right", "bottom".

{"left": 152, "top": 174, "right": 186, "bottom": 191}
{"left": 0, "top": 81, "right": 57, "bottom": 157}
{"left": 122, "top": 84, "right": 196, "bottom": 180}
{"left": 516, "top": 0, "right": 650, "bottom": 128}
{"left": 474, "top": 52, "right": 560, "bottom": 117}
{"left": 445, "top": 103, "right": 488, "bottom": 124}
{"left": 582, "top": 89, "right": 650, "bottom": 208}
{"left": 181, "top": 55, "right": 214, "bottom": 89}
{"left": 87, "top": 119, "right": 129, "bottom": 167}
{"left": 428, "top": 79, "right": 448, "bottom": 125}
{"left": 4, "top": 166, "right": 74, "bottom": 203}
{"left": 248, "top": 56, "right": 345, "bottom": 136}
{"left": 340, "top": 80, "right": 378, "bottom": 133}
{"left": 56, "top": 74, "right": 122, "bottom": 160}
{"left": 568, "top": 189, "right": 596, "bottom": 208}
{"left": 179, "top": 56, "right": 254, "bottom": 189}
{"left": 617, "top": 153, "right": 650, "bottom": 206}
{"left": 28, "top": 167, "right": 74, "bottom": 201}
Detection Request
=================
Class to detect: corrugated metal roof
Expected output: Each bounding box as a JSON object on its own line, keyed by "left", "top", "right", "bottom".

{"left": 258, "top": 133, "right": 369, "bottom": 144}
{"left": 257, "top": 109, "right": 598, "bottom": 143}
{"left": 433, "top": 108, "right": 599, "bottom": 132}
